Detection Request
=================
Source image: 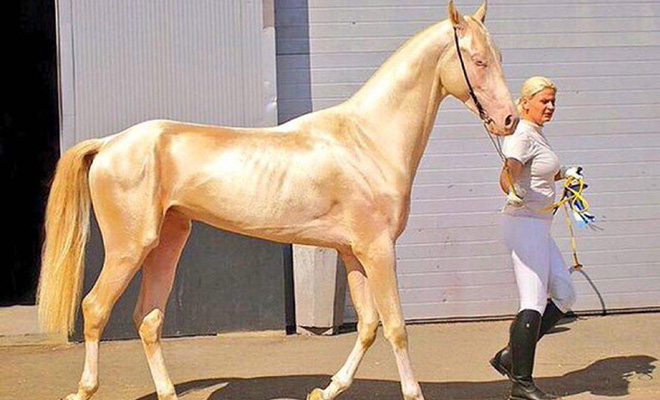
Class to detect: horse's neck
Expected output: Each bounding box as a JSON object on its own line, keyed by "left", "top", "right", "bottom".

{"left": 345, "top": 21, "right": 452, "bottom": 187}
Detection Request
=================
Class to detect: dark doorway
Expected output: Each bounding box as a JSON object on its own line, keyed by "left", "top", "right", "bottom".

{"left": 0, "top": 0, "right": 60, "bottom": 305}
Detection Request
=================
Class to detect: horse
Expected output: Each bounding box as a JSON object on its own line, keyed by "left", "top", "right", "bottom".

{"left": 37, "top": 1, "right": 517, "bottom": 399}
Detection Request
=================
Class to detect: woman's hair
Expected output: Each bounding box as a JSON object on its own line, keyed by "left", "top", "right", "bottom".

{"left": 516, "top": 76, "right": 557, "bottom": 114}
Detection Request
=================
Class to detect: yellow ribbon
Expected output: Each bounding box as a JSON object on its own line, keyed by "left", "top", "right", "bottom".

{"left": 504, "top": 168, "right": 587, "bottom": 270}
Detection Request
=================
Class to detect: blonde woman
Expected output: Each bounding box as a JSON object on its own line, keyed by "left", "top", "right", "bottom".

{"left": 490, "top": 77, "right": 580, "bottom": 400}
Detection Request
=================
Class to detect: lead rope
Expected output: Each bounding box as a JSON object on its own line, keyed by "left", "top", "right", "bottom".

{"left": 563, "top": 204, "right": 583, "bottom": 270}
{"left": 483, "top": 123, "right": 587, "bottom": 271}
{"left": 453, "top": 25, "right": 588, "bottom": 270}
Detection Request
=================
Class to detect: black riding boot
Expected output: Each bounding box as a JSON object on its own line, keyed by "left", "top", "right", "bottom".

{"left": 508, "top": 309, "right": 559, "bottom": 400}
{"left": 490, "top": 300, "right": 565, "bottom": 380}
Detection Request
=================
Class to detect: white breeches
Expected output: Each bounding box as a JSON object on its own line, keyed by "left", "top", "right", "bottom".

{"left": 502, "top": 215, "right": 577, "bottom": 314}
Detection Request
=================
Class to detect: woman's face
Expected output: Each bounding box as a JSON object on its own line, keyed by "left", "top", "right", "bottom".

{"left": 522, "top": 88, "right": 556, "bottom": 126}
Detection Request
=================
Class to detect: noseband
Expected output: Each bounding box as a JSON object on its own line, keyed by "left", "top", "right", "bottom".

{"left": 453, "top": 27, "right": 493, "bottom": 126}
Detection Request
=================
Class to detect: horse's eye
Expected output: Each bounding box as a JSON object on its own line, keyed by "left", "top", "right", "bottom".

{"left": 475, "top": 59, "right": 487, "bottom": 67}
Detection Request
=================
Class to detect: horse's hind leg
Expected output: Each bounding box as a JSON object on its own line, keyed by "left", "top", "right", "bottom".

{"left": 308, "top": 251, "right": 379, "bottom": 400}
{"left": 66, "top": 225, "right": 160, "bottom": 400}
{"left": 65, "top": 167, "right": 163, "bottom": 400}
{"left": 133, "top": 211, "right": 191, "bottom": 400}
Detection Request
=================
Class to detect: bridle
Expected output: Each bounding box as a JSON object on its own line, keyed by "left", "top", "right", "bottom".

{"left": 453, "top": 26, "right": 508, "bottom": 162}
{"left": 453, "top": 26, "right": 494, "bottom": 127}
{"left": 452, "top": 27, "right": 594, "bottom": 277}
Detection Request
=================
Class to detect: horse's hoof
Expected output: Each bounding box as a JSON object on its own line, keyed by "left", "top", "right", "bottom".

{"left": 306, "top": 388, "right": 325, "bottom": 400}
{"left": 62, "top": 395, "right": 80, "bottom": 400}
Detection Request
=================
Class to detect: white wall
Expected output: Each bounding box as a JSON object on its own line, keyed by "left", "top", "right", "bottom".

{"left": 276, "top": 0, "right": 660, "bottom": 321}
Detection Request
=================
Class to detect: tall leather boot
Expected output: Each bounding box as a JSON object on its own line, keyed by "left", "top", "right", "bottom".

{"left": 508, "top": 309, "right": 559, "bottom": 400}
{"left": 490, "top": 300, "right": 565, "bottom": 380}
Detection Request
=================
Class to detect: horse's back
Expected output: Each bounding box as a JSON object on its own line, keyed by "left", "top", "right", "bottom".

{"left": 86, "top": 116, "right": 401, "bottom": 246}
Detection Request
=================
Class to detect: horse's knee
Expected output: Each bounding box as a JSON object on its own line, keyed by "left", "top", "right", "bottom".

{"left": 383, "top": 321, "right": 407, "bottom": 349}
{"left": 138, "top": 309, "right": 164, "bottom": 345}
{"left": 358, "top": 319, "right": 379, "bottom": 347}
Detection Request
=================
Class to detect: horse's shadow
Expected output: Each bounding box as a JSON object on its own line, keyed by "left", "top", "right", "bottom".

{"left": 134, "top": 355, "right": 657, "bottom": 400}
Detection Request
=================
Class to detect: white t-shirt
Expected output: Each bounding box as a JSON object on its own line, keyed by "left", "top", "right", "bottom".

{"left": 502, "top": 119, "right": 560, "bottom": 220}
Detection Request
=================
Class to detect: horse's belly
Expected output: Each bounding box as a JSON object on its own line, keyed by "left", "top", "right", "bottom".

{"left": 171, "top": 172, "right": 351, "bottom": 247}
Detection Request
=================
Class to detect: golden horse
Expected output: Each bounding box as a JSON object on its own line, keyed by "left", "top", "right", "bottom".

{"left": 37, "top": 2, "right": 517, "bottom": 399}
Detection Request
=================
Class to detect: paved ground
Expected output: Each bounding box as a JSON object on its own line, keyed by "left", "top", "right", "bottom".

{"left": 0, "top": 311, "right": 658, "bottom": 400}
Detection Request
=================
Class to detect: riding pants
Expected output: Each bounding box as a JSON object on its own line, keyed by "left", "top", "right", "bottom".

{"left": 502, "top": 214, "right": 577, "bottom": 314}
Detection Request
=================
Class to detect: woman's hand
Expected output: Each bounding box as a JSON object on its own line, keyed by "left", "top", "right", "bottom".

{"left": 500, "top": 158, "right": 523, "bottom": 194}
{"left": 565, "top": 166, "right": 584, "bottom": 179}
{"left": 557, "top": 165, "right": 584, "bottom": 181}
{"left": 506, "top": 187, "right": 526, "bottom": 207}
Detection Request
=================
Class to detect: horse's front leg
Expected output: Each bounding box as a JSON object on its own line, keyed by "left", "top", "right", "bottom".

{"left": 354, "top": 233, "right": 424, "bottom": 400}
{"left": 307, "top": 251, "right": 379, "bottom": 400}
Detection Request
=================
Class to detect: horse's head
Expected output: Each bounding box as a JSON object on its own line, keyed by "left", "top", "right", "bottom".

{"left": 440, "top": 1, "right": 518, "bottom": 136}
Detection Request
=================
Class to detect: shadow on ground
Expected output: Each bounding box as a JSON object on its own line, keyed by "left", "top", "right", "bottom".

{"left": 135, "top": 355, "right": 656, "bottom": 400}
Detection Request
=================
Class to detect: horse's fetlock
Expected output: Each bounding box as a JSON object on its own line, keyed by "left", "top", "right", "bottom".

{"left": 402, "top": 382, "right": 423, "bottom": 400}
{"left": 157, "top": 385, "right": 178, "bottom": 400}
{"left": 331, "top": 374, "right": 352, "bottom": 391}
{"left": 78, "top": 378, "right": 99, "bottom": 396}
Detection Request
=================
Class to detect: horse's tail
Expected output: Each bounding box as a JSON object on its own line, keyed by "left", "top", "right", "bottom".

{"left": 37, "top": 138, "right": 105, "bottom": 335}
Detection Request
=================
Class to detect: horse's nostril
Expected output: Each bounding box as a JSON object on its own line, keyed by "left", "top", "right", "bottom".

{"left": 504, "top": 115, "right": 518, "bottom": 132}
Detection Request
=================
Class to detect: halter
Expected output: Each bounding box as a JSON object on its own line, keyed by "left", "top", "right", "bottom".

{"left": 453, "top": 26, "right": 493, "bottom": 127}
{"left": 453, "top": 26, "right": 508, "bottom": 164}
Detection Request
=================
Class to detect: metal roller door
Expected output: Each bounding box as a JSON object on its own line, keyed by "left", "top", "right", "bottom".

{"left": 59, "top": 0, "right": 286, "bottom": 338}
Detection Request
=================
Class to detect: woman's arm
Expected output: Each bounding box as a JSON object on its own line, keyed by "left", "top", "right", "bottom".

{"left": 499, "top": 158, "right": 524, "bottom": 194}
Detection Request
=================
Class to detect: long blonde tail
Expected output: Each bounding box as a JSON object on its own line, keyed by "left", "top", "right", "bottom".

{"left": 37, "top": 139, "right": 105, "bottom": 335}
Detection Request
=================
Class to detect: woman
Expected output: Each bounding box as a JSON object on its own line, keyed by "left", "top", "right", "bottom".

{"left": 490, "top": 76, "right": 579, "bottom": 400}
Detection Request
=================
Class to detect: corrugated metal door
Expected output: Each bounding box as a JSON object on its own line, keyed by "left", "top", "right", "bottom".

{"left": 58, "top": 0, "right": 288, "bottom": 338}
{"left": 60, "top": 0, "right": 277, "bottom": 147}
{"left": 276, "top": 0, "right": 660, "bottom": 321}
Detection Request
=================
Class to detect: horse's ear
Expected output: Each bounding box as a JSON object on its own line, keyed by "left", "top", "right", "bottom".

{"left": 448, "top": 0, "right": 464, "bottom": 28}
{"left": 473, "top": 1, "right": 487, "bottom": 23}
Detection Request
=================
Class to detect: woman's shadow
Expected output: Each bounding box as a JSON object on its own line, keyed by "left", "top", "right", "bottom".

{"left": 135, "top": 354, "right": 657, "bottom": 400}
